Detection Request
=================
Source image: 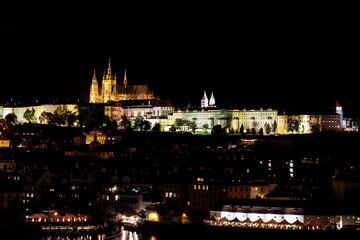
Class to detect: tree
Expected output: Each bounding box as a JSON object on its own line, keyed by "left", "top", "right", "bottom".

{"left": 53, "top": 105, "right": 71, "bottom": 126}
{"left": 67, "top": 113, "right": 79, "bottom": 127}
{"left": 239, "top": 124, "right": 244, "bottom": 135}
{"left": 119, "top": 115, "right": 132, "bottom": 131}
{"left": 169, "top": 125, "right": 176, "bottom": 132}
{"left": 264, "top": 123, "right": 271, "bottom": 135}
{"left": 188, "top": 118, "right": 197, "bottom": 134}
{"left": 143, "top": 120, "right": 151, "bottom": 131}
{"left": 152, "top": 123, "right": 161, "bottom": 132}
{"left": 212, "top": 125, "right": 226, "bottom": 135}
{"left": 173, "top": 118, "right": 184, "bottom": 131}
{"left": 5, "top": 113, "right": 18, "bottom": 125}
{"left": 134, "top": 117, "right": 151, "bottom": 131}
{"left": 38, "top": 111, "right": 47, "bottom": 124}
{"left": 134, "top": 117, "right": 144, "bottom": 131}
{"left": 271, "top": 120, "right": 278, "bottom": 133}
{"left": 258, "top": 127, "right": 264, "bottom": 136}
{"left": 23, "top": 108, "right": 36, "bottom": 123}
{"left": 41, "top": 112, "right": 56, "bottom": 125}
{"left": 104, "top": 118, "right": 118, "bottom": 132}
{"left": 251, "top": 120, "right": 258, "bottom": 134}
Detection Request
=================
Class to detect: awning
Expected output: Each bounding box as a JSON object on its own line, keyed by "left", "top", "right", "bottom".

{"left": 265, "top": 219, "right": 278, "bottom": 224}
{"left": 219, "top": 217, "right": 229, "bottom": 223}
{"left": 292, "top": 220, "right": 304, "bottom": 226}
{"left": 230, "top": 217, "right": 241, "bottom": 223}
{"left": 279, "top": 219, "right": 290, "bottom": 225}
{"left": 254, "top": 218, "right": 264, "bottom": 224}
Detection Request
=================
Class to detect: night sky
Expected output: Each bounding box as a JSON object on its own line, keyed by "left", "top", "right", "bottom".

{"left": 1, "top": 5, "right": 359, "bottom": 115}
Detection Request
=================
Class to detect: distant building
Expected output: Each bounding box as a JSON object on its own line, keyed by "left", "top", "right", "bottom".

{"left": 0, "top": 134, "right": 10, "bottom": 148}
{"left": 84, "top": 130, "right": 107, "bottom": 145}
{"left": 89, "top": 58, "right": 156, "bottom": 104}
{"left": 167, "top": 107, "right": 278, "bottom": 133}
{"left": 208, "top": 199, "right": 358, "bottom": 230}
{"left": 0, "top": 159, "right": 16, "bottom": 173}
{"left": 227, "top": 183, "right": 250, "bottom": 199}
{"left": 332, "top": 170, "right": 360, "bottom": 201}
{"left": 0, "top": 185, "right": 24, "bottom": 209}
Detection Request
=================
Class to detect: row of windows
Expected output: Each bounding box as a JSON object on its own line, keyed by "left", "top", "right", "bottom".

{"left": 228, "top": 194, "right": 249, "bottom": 199}
{"left": 165, "top": 192, "right": 178, "bottom": 198}
{"left": 187, "top": 201, "right": 212, "bottom": 207}
{"left": 192, "top": 193, "right": 219, "bottom": 201}
{"left": 229, "top": 186, "right": 249, "bottom": 192}
{"left": 194, "top": 185, "right": 209, "bottom": 190}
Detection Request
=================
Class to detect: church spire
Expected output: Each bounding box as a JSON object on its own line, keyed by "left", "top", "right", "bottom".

{"left": 201, "top": 91, "right": 208, "bottom": 108}
{"left": 209, "top": 92, "right": 216, "bottom": 107}
{"left": 123, "top": 68, "right": 128, "bottom": 88}
{"left": 89, "top": 68, "right": 99, "bottom": 103}
{"left": 92, "top": 68, "right": 97, "bottom": 81}
{"left": 106, "top": 57, "right": 112, "bottom": 79}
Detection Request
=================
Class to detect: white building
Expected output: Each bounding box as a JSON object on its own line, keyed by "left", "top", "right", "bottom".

{"left": 209, "top": 199, "right": 357, "bottom": 230}
{"left": 1, "top": 104, "right": 79, "bottom": 124}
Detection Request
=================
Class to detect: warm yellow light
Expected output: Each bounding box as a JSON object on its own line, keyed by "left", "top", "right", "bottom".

{"left": 149, "top": 212, "right": 159, "bottom": 222}
{"left": 54, "top": 212, "right": 58, "bottom": 216}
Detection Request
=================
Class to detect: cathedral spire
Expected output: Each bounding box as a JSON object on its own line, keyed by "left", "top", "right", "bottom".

{"left": 92, "top": 68, "right": 97, "bottom": 81}
{"left": 123, "top": 68, "right": 128, "bottom": 88}
{"left": 106, "top": 57, "right": 112, "bottom": 79}
{"left": 89, "top": 68, "right": 99, "bottom": 103}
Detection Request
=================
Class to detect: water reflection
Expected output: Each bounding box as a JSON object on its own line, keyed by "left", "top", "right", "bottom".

{"left": 39, "top": 230, "right": 156, "bottom": 240}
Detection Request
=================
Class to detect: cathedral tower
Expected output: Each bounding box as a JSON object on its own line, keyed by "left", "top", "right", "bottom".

{"left": 89, "top": 69, "right": 99, "bottom": 103}
{"left": 88, "top": 58, "right": 156, "bottom": 103}
{"left": 100, "top": 57, "right": 117, "bottom": 103}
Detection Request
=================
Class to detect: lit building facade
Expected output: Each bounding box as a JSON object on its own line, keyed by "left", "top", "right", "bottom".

{"left": 89, "top": 58, "right": 156, "bottom": 103}
{"left": 208, "top": 199, "right": 358, "bottom": 230}
{"left": 166, "top": 107, "right": 278, "bottom": 133}
{"left": 1, "top": 104, "right": 79, "bottom": 124}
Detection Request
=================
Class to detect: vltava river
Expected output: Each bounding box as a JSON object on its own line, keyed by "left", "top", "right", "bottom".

{"left": 39, "top": 230, "right": 157, "bottom": 240}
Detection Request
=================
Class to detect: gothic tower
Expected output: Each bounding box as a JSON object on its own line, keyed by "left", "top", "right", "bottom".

{"left": 123, "top": 68, "right": 128, "bottom": 89}
{"left": 100, "top": 57, "right": 117, "bottom": 103}
{"left": 89, "top": 58, "right": 156, "bottom": 103}
{"left": 89, "top": 69, "right": 99, "bottom": 103}
{"left": 201, "top": 91, "right": 209, "bottom": 108}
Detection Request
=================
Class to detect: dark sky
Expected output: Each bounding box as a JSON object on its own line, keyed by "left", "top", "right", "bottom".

{"left": 1, "top": 5, "right": 359, "bottom": 115}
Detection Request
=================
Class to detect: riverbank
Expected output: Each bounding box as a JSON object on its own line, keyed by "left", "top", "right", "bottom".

{"left": 136, "top": 222, "right": 360, "bottom": 239}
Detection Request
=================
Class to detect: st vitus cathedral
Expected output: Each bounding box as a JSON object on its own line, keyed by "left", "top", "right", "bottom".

{"left": 89, "top": 58, "right": 156, "bottom": 103}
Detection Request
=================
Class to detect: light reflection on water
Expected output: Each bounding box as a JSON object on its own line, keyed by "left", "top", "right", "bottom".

{"left": 39, "top": 230, "right": 156, "bottom": 240}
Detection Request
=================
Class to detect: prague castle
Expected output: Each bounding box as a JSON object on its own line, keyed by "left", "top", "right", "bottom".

{"left": 89, "top": 58, "right": 156, "bottom": 103}
{"left": 0, "top": 58, "right": 356, "bottom": 134}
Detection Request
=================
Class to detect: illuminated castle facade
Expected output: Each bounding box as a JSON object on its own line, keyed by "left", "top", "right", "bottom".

{"left": 89, "top": 58, "right": 156, "bottom": 103}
